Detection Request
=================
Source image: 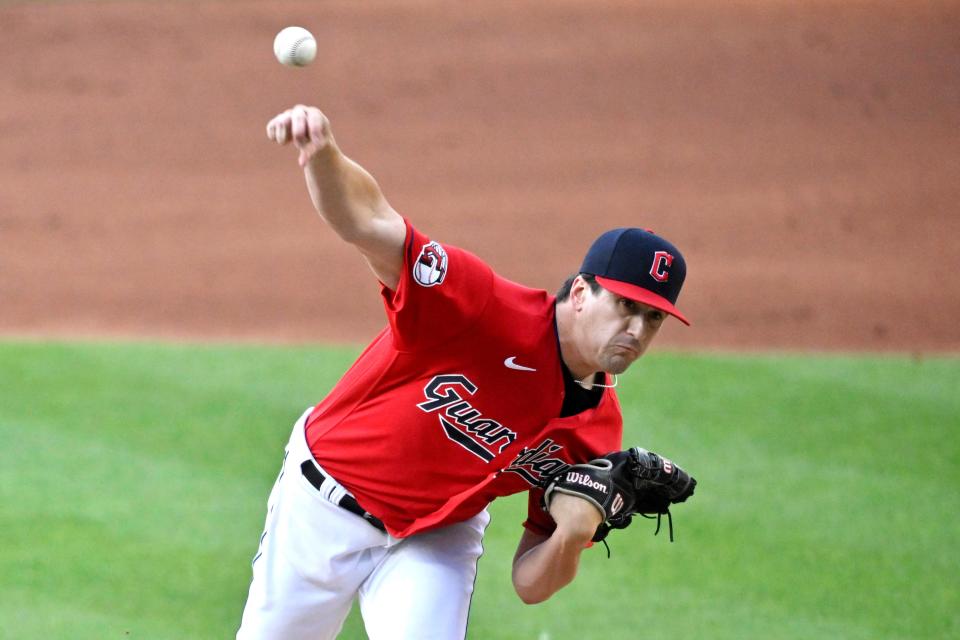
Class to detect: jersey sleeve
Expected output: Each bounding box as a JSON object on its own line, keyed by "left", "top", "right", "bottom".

{"left": 522, "top": 488, "right": 557, "bottom": 537}
{"left": 380, "top": 219, "right": 494, "bottom": 352}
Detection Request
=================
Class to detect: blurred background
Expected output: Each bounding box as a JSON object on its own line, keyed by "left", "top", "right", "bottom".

{"left": 2, "top": 0, "right": 957, "bottom": 351}
{"left": 2, "top": 1, "right": 958, "bottom": 639}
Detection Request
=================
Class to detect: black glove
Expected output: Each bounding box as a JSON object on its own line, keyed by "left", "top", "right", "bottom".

{"left": 542, "top": 447, "right": 697, "bottom": 544}
{"left": 541, "top": 457, "right": 634, "bottom": 522}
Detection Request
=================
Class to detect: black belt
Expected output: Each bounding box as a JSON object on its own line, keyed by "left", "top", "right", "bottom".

{"left": 300, "top": 460, "right": 387, "bottom": 533}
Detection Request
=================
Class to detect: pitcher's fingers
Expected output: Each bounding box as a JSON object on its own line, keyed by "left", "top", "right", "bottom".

{"left": 291, "top": 107, "right": 309, "bottom": 145}
{"left": 307, "top": 109, "right": 327, "bottom": 140}
{"left": 266, "top": 114, "right": 281, "bottom": 141}
{"left": 272, "top": 114, "right": 291, "bottom": 144}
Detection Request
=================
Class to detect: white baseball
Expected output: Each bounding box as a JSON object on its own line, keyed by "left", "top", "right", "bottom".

{"left": 273, "top": 26, "right": 317, "bottom": 67}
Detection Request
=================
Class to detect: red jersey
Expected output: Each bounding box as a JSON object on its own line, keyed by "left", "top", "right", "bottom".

{"left": 305, "top": 221, "right": 623, "bottom": 538}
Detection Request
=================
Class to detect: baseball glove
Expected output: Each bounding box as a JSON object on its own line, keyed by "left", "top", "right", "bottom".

{"left": 541, "top": 448, "right": 696, "bottom": 547}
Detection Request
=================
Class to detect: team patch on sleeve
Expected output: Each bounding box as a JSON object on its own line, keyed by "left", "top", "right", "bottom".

{"left": 413, "top": 241, "right": 448, "bottom": 287}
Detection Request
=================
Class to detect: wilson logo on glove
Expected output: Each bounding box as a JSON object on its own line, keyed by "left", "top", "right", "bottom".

{"left": 610, "top": 493, "right": 624, "bottom": 516}
{"left": 566, "top": 472, "right": 608, "bottom": 493}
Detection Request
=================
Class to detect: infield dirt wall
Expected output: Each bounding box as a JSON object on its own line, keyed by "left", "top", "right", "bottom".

{"left": 1, "top": 0, "right": 958, "bottom": 352}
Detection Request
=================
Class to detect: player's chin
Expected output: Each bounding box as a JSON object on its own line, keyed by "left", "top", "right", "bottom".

{"left": 601, "top": 352, "right": 636, "bottom": 375}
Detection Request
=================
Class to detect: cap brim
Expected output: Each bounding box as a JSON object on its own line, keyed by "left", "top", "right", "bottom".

{"left": 595, "top": 276, "right": 691, "bottom": 326}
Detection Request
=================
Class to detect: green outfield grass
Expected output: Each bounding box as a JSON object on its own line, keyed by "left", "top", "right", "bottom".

{"left": 1, "top": 341, "right": 957, "bottom": 639}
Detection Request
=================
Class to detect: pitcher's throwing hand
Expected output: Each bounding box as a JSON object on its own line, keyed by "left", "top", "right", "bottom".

{"left": 266, "top": 104, "right": 334, "bottom": 167}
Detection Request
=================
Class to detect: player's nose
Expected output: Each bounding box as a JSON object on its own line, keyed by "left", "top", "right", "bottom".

{"left": 624, "top": 315, "right": 646, "bottom": 340}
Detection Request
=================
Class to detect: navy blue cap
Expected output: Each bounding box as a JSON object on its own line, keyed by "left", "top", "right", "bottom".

{"left": 580, "top": 228, "right": 689, "bottom": 325}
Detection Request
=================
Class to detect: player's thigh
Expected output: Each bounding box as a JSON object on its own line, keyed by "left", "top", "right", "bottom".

{"left": 237, "top": 523, "right": 356, "bottom": 640}
{"left": 238, "top": 422, "right": 389, "bottom": 639}
{"left": 358, "top": 509, "right": 491, "bottom": 640}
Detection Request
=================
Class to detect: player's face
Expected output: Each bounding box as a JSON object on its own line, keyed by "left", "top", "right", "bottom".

{"left": 578, "top": 286, "right": 666, "bottom": 374}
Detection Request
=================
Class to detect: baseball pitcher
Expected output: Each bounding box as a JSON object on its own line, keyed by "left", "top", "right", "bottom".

{"left": 236, "top": 105, "right": 697, "bottom": 639}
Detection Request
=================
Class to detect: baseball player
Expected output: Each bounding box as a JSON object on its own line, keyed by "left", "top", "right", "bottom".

{"left": 237, "top": 104, "right": 693, "bottom": 640}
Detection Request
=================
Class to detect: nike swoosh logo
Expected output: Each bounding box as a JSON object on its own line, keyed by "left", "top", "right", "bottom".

{"left": 504, "top": 356, "right": 537, "bottom": 372}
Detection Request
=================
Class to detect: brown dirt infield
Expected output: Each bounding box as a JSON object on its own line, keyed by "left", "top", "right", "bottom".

{"left": 1, "top": 1, "right": 958, "bottom": 352}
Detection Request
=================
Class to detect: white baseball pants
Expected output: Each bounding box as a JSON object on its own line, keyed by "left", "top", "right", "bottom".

{"left": 237, "top": 409, "right": 490, "bottom": 640}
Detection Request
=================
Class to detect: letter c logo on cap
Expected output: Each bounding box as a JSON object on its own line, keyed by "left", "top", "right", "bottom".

{"left": 650, "top": 251, "right": 674, "bottom": 282}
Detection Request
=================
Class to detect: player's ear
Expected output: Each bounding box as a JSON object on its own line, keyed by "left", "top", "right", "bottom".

{"left": 571, "top": 275, "right": 588, "bottom": 312}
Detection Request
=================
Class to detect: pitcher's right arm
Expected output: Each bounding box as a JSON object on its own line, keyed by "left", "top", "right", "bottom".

{"left": 267, "top": 105, "right": 406, "bottom": 289}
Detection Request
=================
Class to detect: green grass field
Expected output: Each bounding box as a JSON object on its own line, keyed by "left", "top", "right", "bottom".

{"left": 1, "top": 341, "right": 957, "bottom": 639}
